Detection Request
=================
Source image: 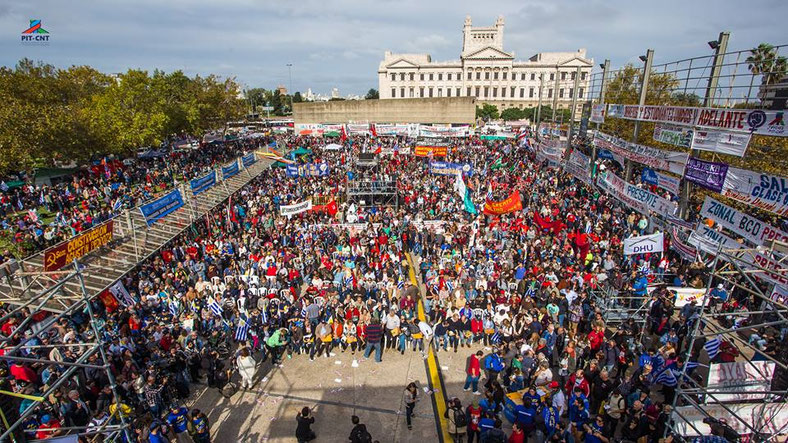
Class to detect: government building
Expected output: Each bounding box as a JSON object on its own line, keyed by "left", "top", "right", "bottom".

{"left": 378, "top": 16, "right": 593, "bottom": 119}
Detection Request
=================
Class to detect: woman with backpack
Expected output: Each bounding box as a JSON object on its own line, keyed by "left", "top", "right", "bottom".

{"left": 444, "top": 398, "right": 468, "bottom": 442}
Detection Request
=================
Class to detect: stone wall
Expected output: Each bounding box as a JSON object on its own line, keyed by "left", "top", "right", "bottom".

{"left": 293, "top": 97, "right": 476, "bottom": 124}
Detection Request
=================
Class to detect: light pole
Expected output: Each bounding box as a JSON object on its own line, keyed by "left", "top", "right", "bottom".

{"left": 286, "top": 63, "right": 293, "bottom": 114}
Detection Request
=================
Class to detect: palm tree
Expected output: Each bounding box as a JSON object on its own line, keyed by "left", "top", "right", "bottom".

{"left": 746, "top": 43, "right": 788, "bottom": 85}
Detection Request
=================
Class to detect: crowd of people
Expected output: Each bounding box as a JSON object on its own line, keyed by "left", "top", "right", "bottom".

{"left": 0, "top": 128, "right": 784, "bottom": 443}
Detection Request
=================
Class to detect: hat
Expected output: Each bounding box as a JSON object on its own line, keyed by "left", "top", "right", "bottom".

{"left": 549, "top": 381, "right": 559, "bottom": 389}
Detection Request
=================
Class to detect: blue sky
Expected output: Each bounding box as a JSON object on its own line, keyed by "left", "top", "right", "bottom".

{"left": 1, "top": 0, "right": 786, "bottom": 96}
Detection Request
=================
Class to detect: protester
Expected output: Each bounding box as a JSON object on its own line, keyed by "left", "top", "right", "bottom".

{"left": 295, "top": 406, "right": 316, "bottom": 443}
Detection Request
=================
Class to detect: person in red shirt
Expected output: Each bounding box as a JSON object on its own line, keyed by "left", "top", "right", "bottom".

{"left": 10, "top": 363, "right": 38, "bottom": 384}
{"left": 508, "top": 422, "right": 526, "bottom": 443}
{"left": 35, "top": 415, "right": 62, "bottom": 440}
{"left": 466, "top": 399, "right": 483, "bottom": 443}
{"left": 588, "top": 325, "right": 606, "bottom": 353}
{"left": 565, "top": 369, "right": 590, "bottom": 398}
{"left": 463, "top": 350, "right": 483, "bottom": 394}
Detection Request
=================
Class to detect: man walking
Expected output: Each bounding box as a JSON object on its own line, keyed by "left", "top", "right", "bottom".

{"left": 463, "top": 350, "right": 483, "bottom": 394}
{"left": 363, "top": 318, "right": 384, "bottom": 363}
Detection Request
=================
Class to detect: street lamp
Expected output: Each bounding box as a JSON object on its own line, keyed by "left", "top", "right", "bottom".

{"left": 286, "top": 63, "right": 293, "bottom": 114}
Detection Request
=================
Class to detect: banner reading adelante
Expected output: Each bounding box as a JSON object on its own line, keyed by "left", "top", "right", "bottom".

{"left": 44, "top": 221, "right": 114, "bottom": 271}
{"left": 483, "top": 191, "right": 522, "bottom": 215}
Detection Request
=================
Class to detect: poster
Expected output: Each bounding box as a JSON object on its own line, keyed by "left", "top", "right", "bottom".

{"left": 222, "top": 160, "right": 240, "bottom": 180}
{"left": 623, "top": 232, "right": 664, "bottom": 255}
{"left": 641, "top": 168, "right": 681, "bottom": 195}
{"left": 483, "top": 190, "right": 523, "bottom": 215}
{"left": 688, "top": 224, "right": 744, "bottom": 255}
{"left": 280, "top": 199, "right": 313, "bottom": 217}
{"left": 597, "top": 171, "right": 677, "bottom": 216}
{"left": 190, "top": 171, "right": 216, "bottom": 196}
{"left": 706, "top": 361, "right": 775, "bottom": 402}
{"left": 590, "top": 104, "right": 606, "bottom": 123}
{"left": 140, "top": 189, "right": 184, "bottom": 226}
{"left": 691, "top": 129, "right": 751, "bottom": 157}
{"left": 721, "top": 167, "right": 788, "bottom": 217}
{"left": 699, "top": 196, "right": 788, "bottom": 247}
{"left": 653, "top": 123, "right": 693, "bottom": 148}
{"left": 684, "top": 157, "right": 729, "bottom": 193}
{"left": 43, "top": 221, "right": 114, "bottom": 271}
{"left": 593, "top": 131, "right": 688, "bottom": 175}
{"left": 430, "top": 161, "right": 473, "bottom": 176}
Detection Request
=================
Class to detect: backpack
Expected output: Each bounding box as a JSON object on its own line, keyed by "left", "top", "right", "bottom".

{"left": 357, "top": 429, "right": 372, "bottom": 443}
{"left": 452, "top": 408, "right": 468, "bottom": 428}
{"left": 486, "top": 429, "right": 506, "bottom": 443}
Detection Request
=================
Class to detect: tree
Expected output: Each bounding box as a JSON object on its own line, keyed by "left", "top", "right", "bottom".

{"left": 365, "top": 88, "right": 379, "bottom": 100}
{"left": 500, "top": 107, "right": 526, "bottom": 121}
{"left": 476, "top": 103, "right": 499, "bottom": 121}
{"left": 747, "top": 43, "right": 788, "bottom": 85}
{"left": 292, "top": 91, "right": 303, "bottom": 103}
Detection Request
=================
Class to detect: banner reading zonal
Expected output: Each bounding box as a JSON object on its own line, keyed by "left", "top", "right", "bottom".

{"left": 44, "top": 221, "right": 114, "bottom": 271}
{"left": 483, "top": 190, "right": 522, "bottom": 215}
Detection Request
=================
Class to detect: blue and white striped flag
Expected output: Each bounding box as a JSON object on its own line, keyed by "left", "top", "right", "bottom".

{"left": 112, "top": 198, "right": 123, "bottom": 211}
{"left": 490, "top": 331, "right": 501, "bottom": 344}
{"left": 235, "top": 319, "right": 249, "bottom": 341}
{"left": 168, "top": 300, "right": 179, "bottom": 317}
{"left": 446, "top": 280, "right": 454, "bottom": 292}
{"left": 397, "top": 278, "right": 404, "bottom": 290}
{"left": 655, "top": 368, "right": 677, "bottom": 387}
{"left": 639, "top": 261, "right": 650, "bottom": 275}
{"left": 431, "top": 283, "right": 439, "bottom": 293}
{"left": 208, "top": 297, "right": 224, "bottom": 316}
{"left": 344, "top": 275, "right": 353, "bottom": 287}
{"left": 585, "top": 222, "right": 592, "bottom": 234}
{"left": 300, "top": 305, "right": 307, "bottom": 318}
{"left": 705, "top": 337, "right": 721, "bottom": 360}
{"left": 486, "top": 187, "right": 493, "bottom": 201}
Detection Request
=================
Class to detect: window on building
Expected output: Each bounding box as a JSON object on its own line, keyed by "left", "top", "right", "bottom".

{"left": 519, "top": 104, "right": 523, "bottom": 108}
{"left": 502, "top": 72, "right": 507, "bottom": 80}
{"left": 579, "top": 88, "right": 584, "bottom": 98}
{"left": 447, "top": 88, "right": 451, "bottom": 97}
{"left": 467, "top": 87, "right": 472, "bottom": 96}
{"left": 549, "top": 73, "right": 554, "bottom": 81}
{"left": 476, "top": 72, "right": 481, "bottom": 80}
{"left": 511, "top": 87, "right": 516, "bottom": 97}
{"left": 447, "top": 73, "right": 452, "bottom": 81}
{"left": 561, "top": 72, "right": 566, "bottom": 80}
{"left": 581, "top": 72, "right": 587, "bottom": 80}
{"left": 485, "top": 72, "right": 490, "bottom": 80}
{"left": 429, "top": 73, "right": 433, "bottom": 81}
{"left": 409, "top": 87, "right": 414, "bottom": 97}
{"left": 521, "top": 73, "right": 526, "bottom": 81}
{"left": 475, "top": 86, "right": 480, "bottom": 97}
{"left": 548, "top": 88, "right": 553, "bottom": 98}
{"left": 391, "top": 74, "right": 396, "bottom": 81}
{"left": 429, "top": 87, "right": 433, "bottom": 97}
{"left": 391, "top": 88, "right": 396, "bottom": 98}
{"left": 401, "top": 87, "right": 405, "bottom": 97}
{"left": 520, "top": 88, "right": 524, "bottom": 98}
{"left": 492, "top": 87, "right": 497, "bottom": 97}
{"left": 559, "top": 89, "right": 564, "bottom": 98}
{"left": 501, "top": 87, "right": 506, "bottom": 98}
{"left": 438, "top": 73, "right": 442, "bottom": 81}
{"left": 400, "top": 73, "right": 405, "bottom": 81}
{"left": 456, "top": 87, "right": 460, "bottom": 96}
{"left": 484, "top": 86, "right": 489, "bottom": 97}
{"left": 420, "top": 87, "right": 424, "bottom": 97}
{"left": 493, "top": 72, "right": 498, "bottom": 80}
{"left": 410, "top": 73, "right": 414, "bottom": 81}
{"left": 529, "top": 87, "right": 534, "bottom": 98}
{"left": 420, "top": 73, "right": 424, "bottom": 81}
{"left": 569, "top": 88, "right": 573, "bottom": 98}
{"left": 467, "top": 72, "right": 472, "bottom": 80}
{"left": 571, "top": 71, "right": 576, "bottom": 80}
{"left": 530, "top": 73, "right": 535, "bottom": 81}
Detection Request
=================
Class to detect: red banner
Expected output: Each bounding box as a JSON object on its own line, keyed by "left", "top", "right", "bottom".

{"left": 414, "top": 145, "right": 448, "bottom": 157}
{"left": 483, "top": 191, "right": 522, "bottom": 215}
{"left": 43, "top": 221, "right": 114, "bottom": 271}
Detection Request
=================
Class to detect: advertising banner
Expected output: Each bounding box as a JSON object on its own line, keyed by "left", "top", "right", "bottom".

{"left": 242, "top": 153, "right": 256, "bottom": 168}
{"left": 140, "top": 189, "right": 184, "bottom": 226}
{"left": 606, "top": 104, "right": 787, "bottom": 137}
{"left": 190, "top": 171, "right": 216, "bottom": 196}
{"left": 597, "top": 172, "right": 677, "bottom": 216}
{"left": 483, "top": 190, "right": 523, "bottom": 215}
{"left": 222, "top": 161, "right": 240, "bottom": 180}
{"left": 280, "top": 199, "right": 313, "bottom": 217}
{"left": 286, "top": 162, "right": 330, "bottom": 178}
{"left": 641, "top": 168, "right": 681, "bottom": 195}
{"left": 593, "top": 132, "right": 688, "bottom": 175}
{"left": 684, "top": 157, "right": 729, "bottom": 192}
{"left": 673, "top": 403, "right": 788, "bottom": 437}
{"left": 43, "top": 221, "right": 114, "bottom": 271}
{"left": 706, "top": 361, "right": 775, "bottom": 402}
{"left": 590, "top": 104, "right": 606, "bottom": 123}
{"left": 691, "top": 129, "right": 751, "bottom": 157}
{"left": 653, "top": 123, "right": 693, "bottom": 148}
{"left": 430, "top": 161, "right": 473, "bottom": 176}
{"left": 721, "top": 167, "right": 788, "bottom": 217}
{"left": 623, "top": 232, "right": 664, "bottom": 255}
{"left": 700, "top": 196, "right": 788, "bottom": 246}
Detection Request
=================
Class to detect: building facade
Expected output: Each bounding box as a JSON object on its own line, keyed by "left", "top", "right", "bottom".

{"left": 378, "top": 16, "right": 593, "bottom": 119}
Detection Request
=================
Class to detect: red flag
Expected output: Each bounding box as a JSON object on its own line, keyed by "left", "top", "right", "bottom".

{"left": 370, "top": 124, "right": 378, "bottom": 138}
{"left": 327, "top": 200, "right": 338, "bottom": 216}
{"left": 340, "top": 125, "right": 347, "bottom": 143}
{"left": 374, "top": 145, "right": 382, "bottom": 155}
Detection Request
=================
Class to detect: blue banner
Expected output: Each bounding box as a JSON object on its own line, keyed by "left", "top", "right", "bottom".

{"left": 140, "top": 189, "right": 184, "bottom": 226}
{"left": 597, "top": 149, "right": 614, "bottom": 160}
{"left": 222, "top": 161, "right": 240, "bottom": 180}
{"left": 190, "top": 171, "right": 216, "bottom": 196}
{"left": 286, "top": 162, "right": 330, "bottom": 178}
{"left": 641, "top": 168, "right": 659, "bottom": 186}
{"left": 430, "top": 161, "right": 473, "bottom": 176}
{"left": 242, "top": 153, "right": 256, "bottom": 168}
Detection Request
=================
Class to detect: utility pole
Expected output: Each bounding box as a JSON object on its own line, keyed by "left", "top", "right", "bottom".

{"left": 626, "top": 49, "right": 653, "bottom": 181}
{"left": 287, "top": 63, "right": 293, "bottom": 114}
{"left": 567, "top": 66, "right": 582, "bottom": 150}
{"left": 591, "top": 59, "right": 610, "bottom": 164}
{"left": 551, "top": 66, "right": 560, "bottom": 124}
{"left": 536, "top": 73, "right": 544, "bottom": 130}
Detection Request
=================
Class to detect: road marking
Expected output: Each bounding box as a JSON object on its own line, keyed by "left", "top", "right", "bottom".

{"left": 406, "top": 253, "right": 451, "bottom": 443}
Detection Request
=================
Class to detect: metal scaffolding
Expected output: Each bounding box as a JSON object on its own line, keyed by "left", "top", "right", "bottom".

{"left": 0, "top": 260, "right": 132, "bottom": 442}
{"left": 666, "top": 244, "right": 788, "bottom": 441}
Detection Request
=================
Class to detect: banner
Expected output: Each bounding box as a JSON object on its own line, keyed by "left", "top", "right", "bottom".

{"left": 688, "top": 223, "right": 744, "bottom": 255}
{"left": 623, "top": 232, "right": 664, "bottom": 255}
{"left": 700, "top": 196, "right": 788, "bottom": 246}
{"left": 536, "top": 140, "right": 564, "bottom": 165}
{"left": 691, "top": 129, "right": 751, "bottom": 157}
{"left": 242, "top": 153, "right": 256, "bottom": 168}
{"left": 771, "top": 285, "right": 788, "bottom": 305}
{"left": 706, "top": 361, "right": 775, "bottom": 402}
{"left": 222, "top": 161, "right": 240, "bottom": 180}
{"left": 419, "top": 125, "right": 468, "bottom": 138}
{"left": 280, "top": 199, "right": 313, "bottom": 217}
{"left": 673, "top": 403, "right": 788, "bottom": 437}
{"left": 374, "top": 123, "right": 416, "bottom": 137}
{"left": 108, "top": 280, "right": 136, "bottom": 306}
{"left": 653, "top": 123, "right": 693, "bottom": 148}
{"left": 670, "top": 226, "right": 698, "bottom": 262}
{"left": 590, "top": 104, "right": 605, "bottom": 123}
{"left": 721, "top": 167, "right": 788, "bottom": 217}
{"left": 483, "top": 190, "right": 522, "bottom": 215}
{"left": 140, "top": 189, "right": 184, "bottom": 226}
{"left": 606, "top": 104, "right": 787, "bottom": 137}
{"left": 295, "top": 123, "right": 325, "bottom": 136}
{"left": 593, "top": 131, "right": 688, "bottom": 175}
{"left": 430, "top": 161, "right": 473, "bottom": 176}
{"left": 414, "top": 145, "right": 449, "bottom": 157}
{"left": 286, "top": 162, "right": 330, "bottom": 177}
{"left": 597, "top": 172, "right": 677, "bottom": 216}
{"left": 43, "top": 221, "right": 114, "bottom": 271}
{"left": 684, "top": 157, "right": 729, "bottom": 192}
{"left": 564, "top": 149, "right": 593, "bottom": 186}
{"left": 190, "top": 171, "right": 216, "bottom": 196}
{"left": 641, "top": 168, "right": 681, "bottom": 195}
{"left": 346, "top": 123, "right": 370, "bottom": 135}
{"left": 665, "top": 287, "right": 706, "bottom": 308}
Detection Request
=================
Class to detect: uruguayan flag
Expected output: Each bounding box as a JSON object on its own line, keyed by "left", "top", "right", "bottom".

{"left": 446, "top": 280, "right": 454, "bottom": 292}
{"left": 490, "top": 331, "right": 501, "bottom": 344}
{"left": 431, "top": 283, "right": 439, "bottom": 293}
{"left": 585, "top": 222, "right": 592, "bottom": 234}
{"left": 397, "top": 278, "right": 404, "bottom": 290}
{"left": 344, "top": 275, "right": 353, "bottom": 287}
{"left": 168, "top": 300, "right": 179, "bottom": 317}
{"left": 300, "top": 306, "right": 307, "bottom": 318}
{"left": 705, "top": 337, "right": 721, "bottom": 360}
{"left": 235, "top": 319, "right": 249, "bottom": 341}
{"left": 655, "top": 368, "right": 677, "bottom": 387}
{"left": 525, "top": 284, "right": 536, "bottom": 298}
{"left": 113, "top": 198, "right": 123, "bottom": 211}
{"left": 208, "top": 297, "right": 224, "bottom": 316}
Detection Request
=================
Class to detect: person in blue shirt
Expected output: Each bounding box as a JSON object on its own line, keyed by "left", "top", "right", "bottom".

{"left": 514, "top": 397, "right": 538, "bottom": 436}
{"left": 190, "top": 409, "right": 211, "bottom": 443}
{"left": 569, "top": 397, "right": 590, "bottom": 439}
{"left": 539, "top": 403, "right": 560, "bottom": 440}
{"left": 583, "top": 415, "right": 610, "bottom": 443}
{"left": 166, "top": 405, "right": 189, "bottom": 436}
{"left": 148, "top": 421, "right": 170, "bottom": 443}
